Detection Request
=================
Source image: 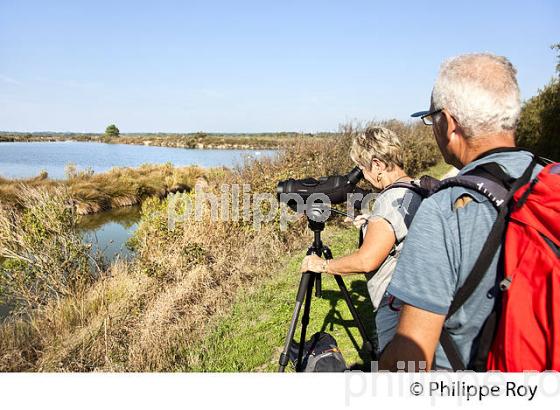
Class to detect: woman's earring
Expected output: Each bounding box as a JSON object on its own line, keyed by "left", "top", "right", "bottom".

{"left": 377, "top": 173, "right": 382, "bottom": 183}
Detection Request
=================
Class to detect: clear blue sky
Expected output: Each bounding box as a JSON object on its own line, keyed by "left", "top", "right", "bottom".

{"left": 1, "top": 0, "right": 558, "bottom": 133}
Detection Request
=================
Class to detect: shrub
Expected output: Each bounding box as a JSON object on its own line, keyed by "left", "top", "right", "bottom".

{"left": 105, "top": 124, "right": 120, "bottom": 138}
{"left": 0, "top": 187, "right": 101, "bottom": 311}
{"left": 516, "top": 44, "right": 560, "bottom": 161}
{"left": 516, "top": 79, "right": 560, "bottom": 161}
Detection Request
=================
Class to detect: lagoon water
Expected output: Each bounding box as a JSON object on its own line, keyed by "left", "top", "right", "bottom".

{"left": 78, "top": 206, "right": 142, "bottom": 262}
{"left": 0, "top": 141, "right": 277, "bottom": 264}
{"left": 0, "top": 141, "right": 275, "bottom": 179}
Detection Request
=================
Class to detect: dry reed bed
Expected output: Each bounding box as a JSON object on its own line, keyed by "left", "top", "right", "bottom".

{"left": 0, "top": 164, "right": 206, "bottom": 215}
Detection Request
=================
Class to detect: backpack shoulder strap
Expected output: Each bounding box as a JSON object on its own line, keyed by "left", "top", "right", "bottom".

{"left": 380, "top": 181, "right": 431, "bottom": 199}
{"left": 416, "top": 162, "right": 514, "bottom": 209}
{"left": 432, "top": 163, "right": 514, "bottom": 210}
{"left": 438, "top": 157, "right": 539, "bottom": 371}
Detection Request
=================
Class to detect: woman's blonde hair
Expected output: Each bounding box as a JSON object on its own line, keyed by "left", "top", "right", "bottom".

{"left": 350, "top": 126, "right": 404, "bottom": 171}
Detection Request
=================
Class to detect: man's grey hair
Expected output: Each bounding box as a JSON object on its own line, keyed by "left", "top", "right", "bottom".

{"left": 432, "top": 53, "right": 521, "bottom": 138}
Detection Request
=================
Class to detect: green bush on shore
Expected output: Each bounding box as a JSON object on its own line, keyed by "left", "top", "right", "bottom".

{"left": 516, "top": 78, "right": 560, "bottom": 161}
{"left": 0, "top": 188, "right": 100, "bottom": 311}
{"left": 516, "top": 44, "right": 560, "bottom": 161}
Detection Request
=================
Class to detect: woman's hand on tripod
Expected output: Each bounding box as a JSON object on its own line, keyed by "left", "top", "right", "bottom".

{"left": 300, "top": 254, "right": 328, "bottom": 274}
{"left": 344, "top": 213, "right": 369, "bottom": 229}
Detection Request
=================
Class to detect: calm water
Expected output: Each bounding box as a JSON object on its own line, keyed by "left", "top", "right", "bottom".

{"left": 0, "top": 141, "right": 275, "bottom": 179}
{"left": 79, "top": 206, "right": 142, "bottom": 262}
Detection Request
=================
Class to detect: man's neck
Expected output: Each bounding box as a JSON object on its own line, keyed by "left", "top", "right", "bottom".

{"left": 459, "top": 132, "right": 516, "bottom": 167}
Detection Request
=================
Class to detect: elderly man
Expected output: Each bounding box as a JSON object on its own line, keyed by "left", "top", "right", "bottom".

{"left": 379, "top": 53, "right": 542, "bottom": 371}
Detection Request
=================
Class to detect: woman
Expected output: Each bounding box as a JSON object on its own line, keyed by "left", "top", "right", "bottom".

{"left": 300, "top": 126, "right": 423, "bottom": 354}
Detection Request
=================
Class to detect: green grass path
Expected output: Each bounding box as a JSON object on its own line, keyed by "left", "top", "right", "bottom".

{"left": 188, "top": 225, "right": 376, "bottom": 372}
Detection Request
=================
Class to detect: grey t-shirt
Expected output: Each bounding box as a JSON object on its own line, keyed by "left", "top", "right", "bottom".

{"left": 365, "top": 186, "right": 423, "bottom": 310}
{"left": 388, "top": 150, "right": 541, "bottom": 369}
{"left": 364, "top": 186, "right": 423, "bottom": 353}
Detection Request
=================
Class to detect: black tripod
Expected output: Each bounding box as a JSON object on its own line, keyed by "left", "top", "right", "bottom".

{"left": 278, "top": 217, "right": 375, "bottom": 372}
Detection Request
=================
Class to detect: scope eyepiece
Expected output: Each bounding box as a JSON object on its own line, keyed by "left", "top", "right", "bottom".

{"left": 346, "top": 166, "right": 364, "bottom": 185}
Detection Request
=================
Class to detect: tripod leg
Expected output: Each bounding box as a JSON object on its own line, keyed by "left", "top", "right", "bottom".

{"left": 323, "top": 246, "right": 376, "bottom": 360}
{"left": 333, "top": 275, "right": 376, "bottom": 360}
{"left": 296, "top": 272, "right": 315, "bottom": 371}
{"left": 278, "top": 271, "right": 314, "bottom": 372}
{"left": 315, "top": 273, "right": 322, "bottom": 298}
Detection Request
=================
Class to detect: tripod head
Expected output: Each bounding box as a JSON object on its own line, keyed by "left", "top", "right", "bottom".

{"left": 306, "top": 213, "right": 325, "bottom": 247}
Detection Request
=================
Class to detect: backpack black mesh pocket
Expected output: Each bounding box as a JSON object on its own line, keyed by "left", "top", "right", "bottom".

{"left": 289, "top": 331, "right": 347, "bottom": 372}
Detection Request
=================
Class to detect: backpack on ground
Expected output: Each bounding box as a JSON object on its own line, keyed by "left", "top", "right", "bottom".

{"left": 288, "top": 331, "right": 347, "bottom": 372}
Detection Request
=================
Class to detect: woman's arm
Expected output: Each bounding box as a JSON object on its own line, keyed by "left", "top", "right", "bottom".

{"left": 301, "top": 217, "right": 396, "bottom": 275}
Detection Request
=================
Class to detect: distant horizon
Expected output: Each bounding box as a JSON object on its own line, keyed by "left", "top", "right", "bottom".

{"left": 0, "top": 129, "right": 340, "bottom": 135}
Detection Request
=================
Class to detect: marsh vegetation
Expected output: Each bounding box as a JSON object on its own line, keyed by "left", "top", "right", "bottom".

{"left": 0, "top": 120, "right": 444, "bottom": 371}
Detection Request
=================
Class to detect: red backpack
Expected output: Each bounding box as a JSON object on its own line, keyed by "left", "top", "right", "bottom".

{"left": 486, "top": 162, "right": 560, "bottom": 371}
{"left": 396, "top": 149, "right": 560, "bottom": 371}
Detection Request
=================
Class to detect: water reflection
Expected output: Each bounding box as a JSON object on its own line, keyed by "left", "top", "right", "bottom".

{"left": 79, "top": 206, "right": 142, "bottom": 262}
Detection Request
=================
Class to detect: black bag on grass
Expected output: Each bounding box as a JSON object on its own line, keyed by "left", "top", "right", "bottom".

{"left": 289, "top": 332, "right": 347, "bottom": 372}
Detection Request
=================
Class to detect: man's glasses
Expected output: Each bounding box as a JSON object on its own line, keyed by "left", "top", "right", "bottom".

{"left": 420, "top": 108, "right": 443, "bottom": 126}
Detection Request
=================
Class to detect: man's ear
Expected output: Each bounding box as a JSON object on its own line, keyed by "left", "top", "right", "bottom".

{"left": 442, "top": 110, "right": 457, "bottom": 142}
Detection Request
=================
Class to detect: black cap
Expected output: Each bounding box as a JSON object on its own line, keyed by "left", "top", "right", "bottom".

{"left": 411, "top": 110, "right": 429, "bottom": 118}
